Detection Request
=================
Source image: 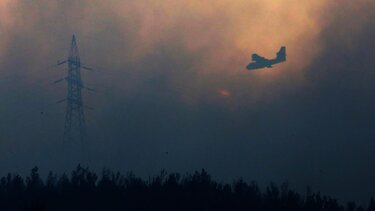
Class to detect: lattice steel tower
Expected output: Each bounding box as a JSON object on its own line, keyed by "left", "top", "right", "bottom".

{"left": 63, "top": 35, "right": 86, "bottom": 148}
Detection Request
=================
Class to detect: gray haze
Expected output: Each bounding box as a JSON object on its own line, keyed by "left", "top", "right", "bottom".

{"left": 0, "top": 0, "right": 374, "bottom": 204}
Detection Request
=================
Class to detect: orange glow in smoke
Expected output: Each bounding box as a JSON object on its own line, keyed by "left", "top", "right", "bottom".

{"left": 219, "top": 89, "right": 231, "bottom": 97}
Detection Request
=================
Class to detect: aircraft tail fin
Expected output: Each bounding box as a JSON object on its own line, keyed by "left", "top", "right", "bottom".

{"left": 277, "top": 46, "right": 286, "bottom": 62}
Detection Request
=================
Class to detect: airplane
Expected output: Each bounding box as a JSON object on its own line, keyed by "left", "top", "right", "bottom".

{"left": 246, "top": 46, "right": 286, "bottom": 70}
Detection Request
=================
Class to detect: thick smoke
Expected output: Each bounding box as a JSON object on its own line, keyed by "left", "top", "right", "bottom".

{"left": 0, "top": 0, "right": 375, "bottom": 204}
{"left": 0, "top": 0, "right": 329, "bottom": 103}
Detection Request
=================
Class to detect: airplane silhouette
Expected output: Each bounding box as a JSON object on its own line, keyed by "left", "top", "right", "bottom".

{"left": 247, "top": 46, "right": 286, "bottom": 70}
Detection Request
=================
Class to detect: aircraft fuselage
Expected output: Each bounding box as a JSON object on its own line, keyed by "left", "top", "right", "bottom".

{"left": 246, "top": 58, "right": 285, "bottom": 70}
{"left": 246, "top": 46, "right": 286, "bottom": 70}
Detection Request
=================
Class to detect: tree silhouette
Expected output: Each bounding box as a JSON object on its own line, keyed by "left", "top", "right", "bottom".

{"left": 368, "top": 198, "right": 375, "bottom": 211}
{"left": 0, "top": 166, "right": 372, "bottom": 211}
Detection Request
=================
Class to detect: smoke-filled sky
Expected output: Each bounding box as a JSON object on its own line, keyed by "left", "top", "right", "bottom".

{"left": 1, "top": 0, "right": 375, "bottom": 204}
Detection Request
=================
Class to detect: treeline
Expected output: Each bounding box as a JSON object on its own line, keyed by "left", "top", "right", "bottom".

{"left": 0, "top": 166, "right": 373, "bottom": 211}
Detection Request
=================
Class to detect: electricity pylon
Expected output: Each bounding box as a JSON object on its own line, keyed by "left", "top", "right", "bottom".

{"left": 54, "top": 35, "right": 93, "bottom": 160}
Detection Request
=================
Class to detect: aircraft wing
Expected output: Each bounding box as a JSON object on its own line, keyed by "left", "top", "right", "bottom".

{"left": 252, "top": 54, "right": 268, "bottom": 63}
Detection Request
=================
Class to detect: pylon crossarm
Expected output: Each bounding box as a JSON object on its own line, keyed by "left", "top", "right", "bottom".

{"left": 81, "top": 65, "right": 93, "bottom": 71}
{"left": 56, "top": 99, "right": 66, "bottom": 104}
{"left": 57, "top": 60, "right": 67, "bottom": 66}
{"left": 53, "top": 78, "right": 65, "bottom": 84}
{"left": 84, "top": 87, "right": 95, "bottom": 92}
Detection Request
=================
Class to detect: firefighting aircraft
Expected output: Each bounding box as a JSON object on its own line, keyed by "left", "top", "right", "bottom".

{"left": 247, "top": 46, "right": 286, "bottom": 70}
